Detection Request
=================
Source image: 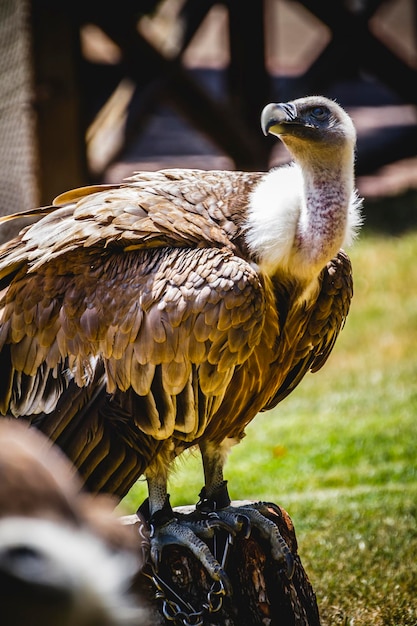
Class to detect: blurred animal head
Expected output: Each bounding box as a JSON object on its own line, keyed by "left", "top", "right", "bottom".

{"left": 0, "top": 420, "right": 150, "bottom": 626}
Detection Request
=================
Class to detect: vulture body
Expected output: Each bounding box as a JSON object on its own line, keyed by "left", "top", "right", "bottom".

{"left": 0, "top": 96, "right": 361, "bottom": 585}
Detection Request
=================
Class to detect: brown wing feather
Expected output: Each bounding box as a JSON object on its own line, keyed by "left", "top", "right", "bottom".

{"left": 0, "top": 243, "right": 265, "bottom": 431}
{"left": 53, "top": 183, "right": 121, "bottom": 205}
{"left": 29, "top": 372, "right": 166, "bottom": 498}
{"left": 261, "top": 250, "right": 353, "bottom": 410}
{"left": 0, "top": 170, "right": 261, "bottom": 282}
{"left": 0, "top": 169, "right": 266, "bottom": 498}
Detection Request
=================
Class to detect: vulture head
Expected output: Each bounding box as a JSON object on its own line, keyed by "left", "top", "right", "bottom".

{"left": 261, "top": 95, "right": 356, "bottom": 160}
{"left": 0, "top": 421, "right": 149, "bottom": 626}
{"left": 247, "top": 96, "right": 361, "bottom": 278}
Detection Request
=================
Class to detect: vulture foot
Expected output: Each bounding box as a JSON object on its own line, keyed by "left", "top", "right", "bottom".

{"left": 197, "top": 484, "right": 295, "bottom": 579}
{"left": 138, "top": 496, "right": 239, "bottom": 591}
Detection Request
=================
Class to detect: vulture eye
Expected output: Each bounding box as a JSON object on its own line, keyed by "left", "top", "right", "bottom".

{"left": 310, "top": 106, "right": 329, "bottom": 121}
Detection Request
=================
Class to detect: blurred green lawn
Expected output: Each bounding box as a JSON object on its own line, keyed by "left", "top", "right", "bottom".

{"left": 122, "top": 225, "right": 417, "bottom": 625}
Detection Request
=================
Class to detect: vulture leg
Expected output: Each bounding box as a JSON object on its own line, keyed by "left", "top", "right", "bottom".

{"left": 197, "top": 440, "right": 295, "bottom": 579}
{"left": 141, "top": 467, "right": 234, "bottom": 587}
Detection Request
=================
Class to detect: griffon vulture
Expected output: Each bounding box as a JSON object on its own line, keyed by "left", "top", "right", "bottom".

{"left": 0, "top": 96, "right": 361, "bottom": 588}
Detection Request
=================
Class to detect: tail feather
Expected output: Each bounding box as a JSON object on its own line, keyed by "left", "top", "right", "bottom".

{"left": 28, "top": 371, "right": 162, "bottom": 500}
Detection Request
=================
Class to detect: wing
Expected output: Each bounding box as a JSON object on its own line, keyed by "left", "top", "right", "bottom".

{"left": 262, "top": 250, "right": 353, "bottom": 410}
{"left": 0, "top": 168, "right": 267, "bottom": 497}
{"left": 0, "top": 241, "right": 266, "bottom": 435}
{"left": 0, "top": 169, "right": 262, "bottom": 282}
{"left": 28, "top": 370, "right": 168, "bottom": 498}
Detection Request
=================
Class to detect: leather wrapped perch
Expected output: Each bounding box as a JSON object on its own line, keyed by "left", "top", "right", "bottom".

{"left": 125, "top": 501, "right": 321, "bottom": 626}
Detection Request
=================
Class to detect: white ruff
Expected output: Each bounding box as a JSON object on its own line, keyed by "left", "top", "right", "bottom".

{"left": 245, "top": 164, "right": 302, "bottom": 274}
{"left": 344, "top": 188, "right": 363, "bottom": 248}
{"left": 245, "top": 163, "right": 362, "bottom": 278}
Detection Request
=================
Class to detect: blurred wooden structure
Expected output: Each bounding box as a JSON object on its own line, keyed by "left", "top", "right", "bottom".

{"left": 292, "top": 0, "right": 417, "bottom": 103}
{"left": 1, "top": 0, "right": 415, "bottom": 212}
{"left": 29, "top": 0, "right": 272, "bottom": 206}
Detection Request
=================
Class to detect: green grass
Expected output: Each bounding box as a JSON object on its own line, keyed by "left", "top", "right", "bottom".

{"left": 121, "top": 224, "right": 417, "bottom": 625}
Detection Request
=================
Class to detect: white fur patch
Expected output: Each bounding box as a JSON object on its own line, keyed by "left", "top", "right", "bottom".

{"left": 245, "top": 163, "right": 362, "bottom": 278}
{"left": 0, "top": 517, "right": 145, "bottom": 625}
{"left": 343, "top": 188, "right": 363, "bottom": 248}
{"left": 245, "top": 164, "right": 303, "bottom": 273}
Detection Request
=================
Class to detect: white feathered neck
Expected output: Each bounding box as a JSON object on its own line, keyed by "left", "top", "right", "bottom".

{"left": 245, "top": 160, "right": 362, "bottom": 280}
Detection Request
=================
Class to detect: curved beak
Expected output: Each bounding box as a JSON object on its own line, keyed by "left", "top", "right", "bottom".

{"left": 261, "top": 102, "right": 297, "bottom": 136}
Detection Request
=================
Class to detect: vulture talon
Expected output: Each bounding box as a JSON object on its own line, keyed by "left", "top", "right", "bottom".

{"left": 209, "top": 504, "right": 295, "bottom": 579}
{"left": 194, "top": 484, "right": 294, "bottom": 579}
{"left": 204, "top": 509, "right": 251, "bottom": 540}
{"left": 202, "top": 504, "right": 295, "bottom": 579}
{"left": 148, "top": 518, "right": 231, "bottom": 590}
{"left": 176, "top": 510, "right": 238, "bottom": 539}
{"left": 140, "top": 495, "right": 232, "bottom": 590}
{"left": 239, "top": 502, "right": 295, "bottom": 579}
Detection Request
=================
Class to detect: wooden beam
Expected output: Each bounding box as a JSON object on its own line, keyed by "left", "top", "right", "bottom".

{"left": 31, "top": 0, "right": 89, "bottom": 204}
